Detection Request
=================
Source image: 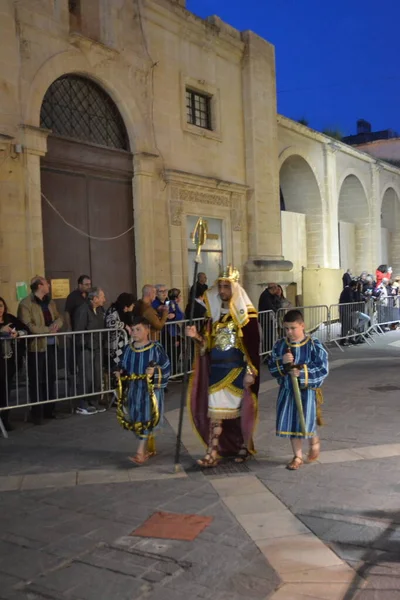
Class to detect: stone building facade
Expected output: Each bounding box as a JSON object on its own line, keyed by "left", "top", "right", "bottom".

{"left": 0, "top": 0, "right": 290, "bottom": 311}
{"left": 278, "top": 117, "right": 400, "bottom": 303}
{"left": 1, "top": 0, "right": 400, "bottom": 312}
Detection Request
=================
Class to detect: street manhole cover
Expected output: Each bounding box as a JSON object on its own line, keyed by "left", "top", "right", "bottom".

{"left": 187, "top": 461, "right": 250, "bottom": 476}
{"left": 368, "top": 385, "right": 400, "bottom": 392}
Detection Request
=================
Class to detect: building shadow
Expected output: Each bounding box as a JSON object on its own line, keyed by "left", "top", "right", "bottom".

{"left": 301, "top": 508, "right": 400, "bottom": 600}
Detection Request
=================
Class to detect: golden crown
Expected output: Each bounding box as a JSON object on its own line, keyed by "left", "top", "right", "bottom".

{"left": 218, "top": 264, "right": 240, "bottom": 283}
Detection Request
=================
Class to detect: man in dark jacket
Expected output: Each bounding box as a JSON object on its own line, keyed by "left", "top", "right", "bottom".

{"left": 258, "top": 283, "right": 281, "bottom": 313}
{"left": 258, "top": 283, "right": 281, "bottom": 354}
{"left": 65, "top": 274, "right": 92, "bottom": 330}
{"left": 339, "top": 279, "right": 359, "bottom": 344}
{"left": 342, "top": 269, "right": 352, "bottom": 289}
{"left": 185, "top": 284, "right": 207, "bottom": 320}
{"left": 189, "top": 272, "right": 208, "bottom": 300}
{"left": 73, "top": 287, "right": 106, "bottom": 415}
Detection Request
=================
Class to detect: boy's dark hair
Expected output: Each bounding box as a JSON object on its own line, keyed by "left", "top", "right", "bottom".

{"left": 283, "top": 309, "right": 304, "bottom": 324}
{"left": 132, "top": 316, "right": 151, "bottom": 328}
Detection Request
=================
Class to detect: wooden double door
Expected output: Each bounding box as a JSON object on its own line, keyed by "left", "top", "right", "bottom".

{"left": 41, "top": 135, "right": 136, "bottom": 309}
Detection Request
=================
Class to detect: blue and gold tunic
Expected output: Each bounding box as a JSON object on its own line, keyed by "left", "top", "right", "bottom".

{"left": 118, "top": 342, "right": 170, "bottom": 439}
{"left": 268, "top": 336, "right": 328, "bottom": 438}
{"left": 206, "top": 311, "right": 247, "bottom": 420}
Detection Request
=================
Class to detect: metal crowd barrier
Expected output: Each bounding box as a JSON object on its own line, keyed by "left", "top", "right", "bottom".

{"left": 258, "top": 310, "right": 277, "bottom": 356}
{"left": 0, "top": 328, "right": 117, "bottom": 438}
{"left": 328, "top": 301, "right": 372, "bottom": 348}
{"left": 374, "top": 296, "right": 400, "bottom": 331}
{"left": 275, "top": 305, "right": 330, "bottom": 345}
{"left": 149, "top": 317, "right": 204, "bottom": 378}
{"left": 2, "top": 300, "right": 400, "bottom": 438}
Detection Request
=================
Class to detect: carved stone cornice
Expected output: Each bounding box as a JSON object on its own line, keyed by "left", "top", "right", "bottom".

{"left": 166, "top": 170, "right": 247, "bottom": 226}
{"left": 164, "top": 168, "right": 248, "bottom": 193}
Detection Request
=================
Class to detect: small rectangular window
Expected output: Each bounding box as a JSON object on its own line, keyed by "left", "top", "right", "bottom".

{"left": 186, "top": 89, "right": 212, "bottom": 130}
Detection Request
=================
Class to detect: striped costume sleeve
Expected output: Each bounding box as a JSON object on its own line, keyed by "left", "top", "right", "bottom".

{"left": 153, "top": 343, "right": 171, "bottom": 388}
{"left": 298, "top": 338, "right": 329, "bottom": 389}
{"left": 268, "top": 340, "right": 286, "bottom": 381}
{"left": 118, "top": 344, "right": 131, "bottom": 372}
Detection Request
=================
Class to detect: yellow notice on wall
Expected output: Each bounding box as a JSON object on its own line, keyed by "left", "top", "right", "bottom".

{"left": 51, "top": 279, "right": 70, "bottom": 300}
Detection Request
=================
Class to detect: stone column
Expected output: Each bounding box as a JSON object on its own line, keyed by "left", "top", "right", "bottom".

{"left": 21, "top": 125, "right": 49, "bottom": 279}
{"left": 370, "top": 163, "right": 382, "bottom": 273}
{"left": 241, "top": 31, "right": 292, "bottom": 304}
{"left": 133, "top": 152, "right": 158, "bottom": 292}
{"left": 167, "top": 184, "right": 185, "bottom": 295}
{"left": 323, "top": 143, "right": 340, "bottom": 268}
{"left": 231, "top": 192, "right": 246, "bottom": 271}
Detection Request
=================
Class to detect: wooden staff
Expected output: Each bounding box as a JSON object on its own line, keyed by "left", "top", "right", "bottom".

{"left": 174, "top": 217, "right": 208, "bottom": 472}
{"left": 287, "top": 346, "right": 307, "bottom": 436}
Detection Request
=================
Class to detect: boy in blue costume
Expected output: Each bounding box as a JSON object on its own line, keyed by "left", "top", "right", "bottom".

{"left": 268, "top": 310, "right": 329, "bottom": 470}
{"left": 116, "top": 317, "right": 170, "bottom": 465}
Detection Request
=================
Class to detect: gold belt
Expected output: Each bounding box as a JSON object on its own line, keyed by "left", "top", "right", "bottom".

{"left": 116, "top": 373, "right": 160, "bottom": 437}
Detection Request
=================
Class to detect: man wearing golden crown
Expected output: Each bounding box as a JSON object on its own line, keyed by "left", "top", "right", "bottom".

{"left": 186, "top": 265, "right": 260, "bottom": 467}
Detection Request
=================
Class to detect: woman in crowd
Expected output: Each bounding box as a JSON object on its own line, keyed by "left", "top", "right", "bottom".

{"left": 105, "top": 293, "right": 136, "bottom": 368}
{"left": 0, "top": 297, "right": 28, "bottom": 431}
{"left": 276, "top": 285, "right": 292, "bottom": 310}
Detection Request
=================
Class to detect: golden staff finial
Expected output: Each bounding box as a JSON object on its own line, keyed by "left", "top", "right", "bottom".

{"left": 192, "top": 217, "right": 208, "bottom": 262}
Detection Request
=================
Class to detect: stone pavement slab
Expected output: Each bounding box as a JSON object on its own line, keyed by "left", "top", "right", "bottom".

{"left": 258, "top": 533, "right": 344, "bottom": 574}
{"left": 2, "top": 336, "right": 400, "bottom": 598}
{"left": 236, "top": 510, "right": 309, "bottom": 541}
{"left": 21, "top": 470, "right": 77, "bottom": 490}
{"left": 0, "top": 476, "right": 280, "bottom": 600}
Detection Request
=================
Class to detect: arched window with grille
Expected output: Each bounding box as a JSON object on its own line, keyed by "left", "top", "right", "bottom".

{"left": 40, "top": 75, "right": 130, "bottom": 151}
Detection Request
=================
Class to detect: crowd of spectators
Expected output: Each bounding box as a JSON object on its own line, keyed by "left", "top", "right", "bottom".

{"left": 339, "top": 265, "right": 400, "bottom": 345}
{"left": 0, "top": 272, "right": 209, "bottom": 428}
{"left": 2, "top": 266, "right": 399, "bottom": 430}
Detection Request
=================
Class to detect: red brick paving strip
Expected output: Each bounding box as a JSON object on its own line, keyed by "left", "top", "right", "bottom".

{"left": 131, "top": 511, "right": 213, "bottom": 541}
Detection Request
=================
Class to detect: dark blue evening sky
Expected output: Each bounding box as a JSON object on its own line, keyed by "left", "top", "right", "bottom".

{"left": 186, "top": 0, "right": 400, "bottom": 136}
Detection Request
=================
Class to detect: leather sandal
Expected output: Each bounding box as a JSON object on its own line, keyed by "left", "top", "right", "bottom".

{"left": 286, "top": 456, "right": 304, "bottom": 470}
{"left": 234, "top": 448, "right": 251, "bottom": 463}
{"left": 308, "top": 439, "right": 321, "bottom": 462}
{"left": 128, "top": 453, "right": 149, "bottom": 465}
{"left": 197, "top": 453, "right": 220, "bottom": 468}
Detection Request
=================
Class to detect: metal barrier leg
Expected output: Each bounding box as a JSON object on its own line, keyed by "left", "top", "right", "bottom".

{"left": 333, "top": 340, "right": 345, "bottom": 352}
{"left": 0, "top": 414, "right": 8, "bottom": 439}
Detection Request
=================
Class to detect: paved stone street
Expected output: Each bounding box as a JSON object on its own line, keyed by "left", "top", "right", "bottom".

{"left": 1, "top": 332, "right": 400, "bottom": 599}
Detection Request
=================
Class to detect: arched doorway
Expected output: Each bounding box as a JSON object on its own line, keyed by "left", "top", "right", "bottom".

{"left": 280, "top": 155, "right": 324, "bottom": 294}
{"left": 40, "top": 74, "right": 136, "bottom": 305}
{"left": 381, "top": 187, "right": 400, "bottom": 274}
{"left": 338, "top": 175, "right": 369, "bottom": 275}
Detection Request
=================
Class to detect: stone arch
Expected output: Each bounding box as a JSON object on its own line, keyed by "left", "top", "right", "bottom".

{"left": 36, "top": 68, "right": 139, "bottom": 300}
{"left": 23, "top": 49, "right": 151, "bottom": 153}
{"left": 338, "top": 168, "right": 370, "bottom": 204}
{"left": 279, "top": 151, "right": 324, "bottom": 268}
{"left": 338, "top": 174, "right": 370, "bottom": 275}
{"left": 381, "top": 186, "right": 400, "bottom": 274}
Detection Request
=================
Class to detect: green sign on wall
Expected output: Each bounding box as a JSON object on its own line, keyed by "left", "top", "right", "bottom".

{"left": 16, "top": 281, "right": 28, "bottom": 302}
